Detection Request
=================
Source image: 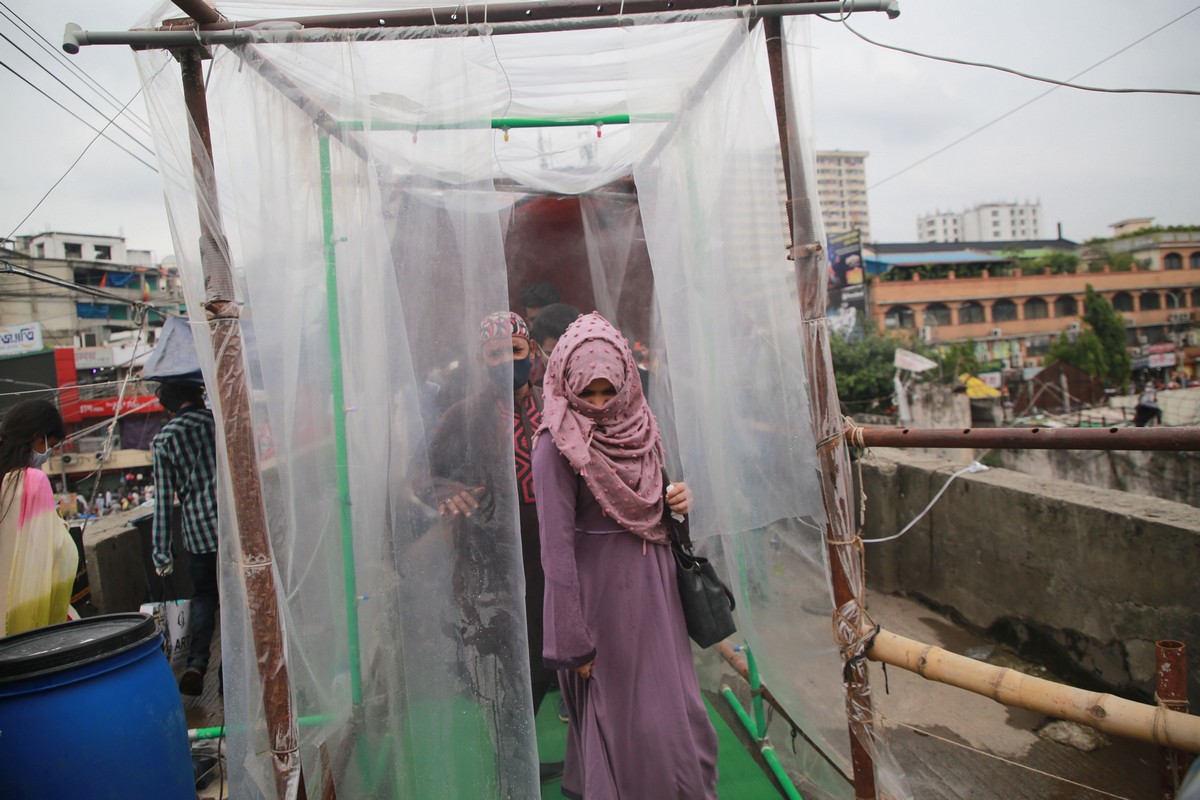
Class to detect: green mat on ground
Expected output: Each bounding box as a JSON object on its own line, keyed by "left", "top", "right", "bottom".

{"left": 537, "top": 690, "right": 784, "bottom": 799}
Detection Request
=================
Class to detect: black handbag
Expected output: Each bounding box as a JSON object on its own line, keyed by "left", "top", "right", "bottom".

{"left": 663, "top": 478, "right": 737, "bottom": 648}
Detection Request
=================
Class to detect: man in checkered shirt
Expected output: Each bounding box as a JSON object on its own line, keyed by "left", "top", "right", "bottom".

{"left": 151, "top": 382, "right": 219, "bottom": 696}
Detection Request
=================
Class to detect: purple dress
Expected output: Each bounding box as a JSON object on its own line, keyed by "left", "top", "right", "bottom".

{"left": 532, "top": 437, "right": 718, "bottom": 800}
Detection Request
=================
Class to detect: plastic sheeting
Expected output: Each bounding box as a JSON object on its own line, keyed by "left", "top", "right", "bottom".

{"left": 132, "top": 3, "right": 907, "bottom": 798}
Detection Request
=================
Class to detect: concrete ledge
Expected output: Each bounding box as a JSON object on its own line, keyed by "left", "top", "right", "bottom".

{"left": 82, "top": 504, "right": 192, "bottom": 613}
{"left": 862, "top": 448, "right": 1200, "bottom": 703}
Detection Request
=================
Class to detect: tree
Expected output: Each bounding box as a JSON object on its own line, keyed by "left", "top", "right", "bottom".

{"left": 1044, "top": 286, "right": 1131, "bottom": 390}
{"left": 1082, "top": 285, "right": 1131, "bottom": 390}
{"left": 936, "top": 339, "right": 981, "bottom": 378}
{"left": 830, "top": 323, "right": 943, "bottom": 415}
{"left": 1046, "top": 330, "right": 1107, "bottom": 379}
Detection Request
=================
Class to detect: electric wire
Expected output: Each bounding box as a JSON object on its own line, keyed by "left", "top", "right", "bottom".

{"left": 0, "top": 259, "right": 173, "bottom": 310}
{"left": 0, "top": 2, "right": 153, "bottom": 136}
{"left": 0, "top": 59, "right": 158, "bottom": 173}
{"left": 861, "top": 461, "right": 987, "bottom": 544}
{"left": 0, "top": 32, "right": 154, "bottom": 155}
{"left": 818, "top": 4, "right": 1200, "bottom": 189}
{"left": 834, "top": 11, "right": 1200, "bottom": 97}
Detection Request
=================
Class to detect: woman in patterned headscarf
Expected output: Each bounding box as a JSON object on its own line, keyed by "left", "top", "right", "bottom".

{"left": 533, "top": 312, "right": 718, "bottom": 799}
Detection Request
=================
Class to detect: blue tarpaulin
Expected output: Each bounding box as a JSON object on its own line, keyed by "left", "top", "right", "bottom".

{"left": 76, "top": 303, "right": 110, "bottom": 319}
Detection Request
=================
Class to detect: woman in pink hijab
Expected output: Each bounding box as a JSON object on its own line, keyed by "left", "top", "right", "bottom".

{"left": 533, "top": 312, "right": 718, "bottom": 799}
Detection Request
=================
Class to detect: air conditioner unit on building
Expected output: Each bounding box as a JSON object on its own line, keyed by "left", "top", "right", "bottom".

{"left": 1066, "top": 321, "right": 1081, "bottom": 333}
{"left": 990, "top": 328, "right": 1002, "bottom": 337}
{"left": 1190, "top": 331, "right": 1200, "bottom": 347}
{"left": 920, "top": 326, "right": 933, "bottom": 343}
{"left": 1168, "top": 312, "right": 1190, "bottom": 323}
{"left": 1137, "top": 334, "right": 1149, "bottom": 345}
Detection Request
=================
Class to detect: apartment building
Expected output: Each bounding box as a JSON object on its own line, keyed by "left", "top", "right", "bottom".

{"left": 815, "top": 150, "right": 871, "bottom": 241}
{"left": 865, "top": 235, "right": 1200, "bottom": 374}
{"left": 918, "top": 202, "right": 1042, "bottom": 243}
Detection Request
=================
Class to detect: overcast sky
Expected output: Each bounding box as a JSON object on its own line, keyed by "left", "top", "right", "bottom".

{"left": 1, "top": 0, "right": 1197, "bottom": 262}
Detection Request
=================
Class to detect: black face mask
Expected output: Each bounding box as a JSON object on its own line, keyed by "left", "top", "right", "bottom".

{"left": 489, "top": 355, "right": 533, "bottom": 391}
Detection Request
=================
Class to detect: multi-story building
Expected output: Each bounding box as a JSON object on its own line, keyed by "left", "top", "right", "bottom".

{"left": 815, "top": 150, "right": 871, "bottom": 241}
{"left": 865, "top": 235, "right": 1200, "bottom": 374}
{"left": 0, "top": 233, "right": 186, "bottom": 476}
{"left": 918, "top": 202, "right": 1042, "bottom": 243}
{"left": 2, "top": 232, "right": 182, "bottom": 347}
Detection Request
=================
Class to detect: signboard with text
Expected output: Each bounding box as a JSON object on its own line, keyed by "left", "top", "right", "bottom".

{"left": 76, "top": 395, "right": 163, "bottom": 419}
{"left": 0, "top": 322, "right": 44, "bottom": 358}
{"left": 826, "top": 228, "right": 865, "bottom": 313}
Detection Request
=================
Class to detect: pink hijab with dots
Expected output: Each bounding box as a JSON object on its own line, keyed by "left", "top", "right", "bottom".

{"left": 538, "top": 312, "right": 667, "bottom": 544}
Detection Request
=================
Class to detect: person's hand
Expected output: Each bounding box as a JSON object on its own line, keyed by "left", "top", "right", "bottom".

{"left": 666, "top": 481, "right": 691, "bottom": 516}
{"left": 572, "top": 658, "right": 595, "bottom": 680}
{"left": 155, "top": 561, "right": 173, "bottom": 577}
{"left": 439, "top": 487, "right": 484, "bottom": 518}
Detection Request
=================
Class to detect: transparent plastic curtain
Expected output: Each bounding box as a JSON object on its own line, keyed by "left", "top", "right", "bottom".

{"left": 137, "top": 33, "right": 538, "bottom": 800}
{"left": 132, "top": 5, "right": 910, "bottom": 798}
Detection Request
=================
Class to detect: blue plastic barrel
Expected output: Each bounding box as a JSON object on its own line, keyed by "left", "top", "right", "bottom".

{"left": 0, "top": 613, "right": 194, "bottom": 800}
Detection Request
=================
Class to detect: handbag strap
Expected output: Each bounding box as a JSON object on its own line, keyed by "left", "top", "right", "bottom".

{"left": 660, "top": 468, "right": 694, "bottom": 551}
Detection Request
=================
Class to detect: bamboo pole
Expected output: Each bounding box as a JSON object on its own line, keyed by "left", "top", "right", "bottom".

{"left": 178, "top": 45, "right": 304, "bottom": 800}
{"left": 859, "top": 425, "right": 1200, "bottom": 452}
{"left": 762, "top": 16, "right": 879, "bottom": 799}
{"left": 870, "top": 629, "right": 1200, "bottom": 754}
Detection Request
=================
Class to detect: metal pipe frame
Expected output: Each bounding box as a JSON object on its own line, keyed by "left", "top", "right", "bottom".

{"left": 859, "top": 425, "right": 1200, "bottom": 452}
{"left": 187, "top": 0, "right": 898, "bottom": 30}
{"left": 1157, "top": 640, "right": 1194, "bottom": 799}
{"left": 63, "top": 1, "right": 898, "bottom": 52}
{"left": 762, "top": 15, "right": 879, "bottom": 799}
{"left": 179, "top": 47, "right": 304, "bottom": 800}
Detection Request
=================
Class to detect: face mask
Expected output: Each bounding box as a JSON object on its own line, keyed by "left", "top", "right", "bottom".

{"left": 29, "top": 443, "right": 50, "bottom": 468}
{"left": 489, "top": 355, "right": 533, "bottom": 391}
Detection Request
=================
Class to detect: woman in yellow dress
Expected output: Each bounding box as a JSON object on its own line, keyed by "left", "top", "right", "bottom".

{"left": 0, "top": 399, "right": 76, "bottom": 637}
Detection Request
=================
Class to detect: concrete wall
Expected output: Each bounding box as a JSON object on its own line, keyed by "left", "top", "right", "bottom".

{"left": 992, "top": 447, "right": 1200, "bottom": 508}
{"left": 82, "top": 505, "right": 192, "bottom": 614}
{"left": 861, "top": 449, "right": 1200, "bottom": 703}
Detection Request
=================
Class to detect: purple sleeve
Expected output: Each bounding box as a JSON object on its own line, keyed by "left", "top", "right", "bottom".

{"left": 532, "top": 435, "right": 596, "bottom": 670}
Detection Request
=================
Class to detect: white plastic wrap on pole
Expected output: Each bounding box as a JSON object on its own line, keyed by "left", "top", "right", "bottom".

{"left": 871, "top": 629, "right": 1200, "bottom": 754}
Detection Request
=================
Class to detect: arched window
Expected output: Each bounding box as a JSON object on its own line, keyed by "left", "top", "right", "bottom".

{"left": 885, "top": 305, "right": 915, "bottom": 329}
{"left": 992, "top": 299, "right": 1018, "bottom": 322}
{"left": 1166, "top": 290, "right": 1186, "bottom": 309}
{"left": 958, "top": 302, "right": 985, "bottom": 325}
{"left": 1140, "top": 292, "right": 1161, "bottom": 311}
{"left": 923, "top": 303, "right": 952, "bottom": 326}
{"left": 1111, "top": 292, "right": 1134, "bottom": 312}
{"left": 1190, "top": 252, "right": 1200, "bottom": 270}
{"left": 1164, "top": 252, "right": 1183, "bottom": 270}
{"left": 1023, "top": 297, "right": 1048, "bottom": 320}
{"left": 1054, "top": 295, "right": 1078, "bottom": 317}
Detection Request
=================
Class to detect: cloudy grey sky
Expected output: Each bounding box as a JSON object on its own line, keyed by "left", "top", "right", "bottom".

{"left": 1, "top": 0, "right": 1198, "bottom": 262}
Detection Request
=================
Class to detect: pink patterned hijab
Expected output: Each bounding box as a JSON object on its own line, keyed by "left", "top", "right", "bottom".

{"left": 538, "top": 312, "right": 667, "bottom": 543}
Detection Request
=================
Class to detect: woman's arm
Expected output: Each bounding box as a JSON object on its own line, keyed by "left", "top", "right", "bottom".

{"left": 532, "top": 436, "right": 596, "bottom": 671}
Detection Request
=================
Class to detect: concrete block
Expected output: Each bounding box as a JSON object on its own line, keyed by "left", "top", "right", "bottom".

{"left": 862, "top": 449, "right": 1200, "bottom": 704}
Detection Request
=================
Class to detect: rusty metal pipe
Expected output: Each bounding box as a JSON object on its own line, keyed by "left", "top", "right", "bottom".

{"left": 189, "top": 0, "right": 898, "bottom": 30}
{"left": 859, "top": 425, "right": 1200, "bottom": 452}
{"left": 763, "top": 15, "right": 878, "bottom": 799}
{"left": 170, "top": 0, "right": 223, "bottom": 25}
{"left": 180, "top": 47, "right": 304, "bottom": 800}
{"left": 1157, "top": 640, "right": 1193, "bottom": 800}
